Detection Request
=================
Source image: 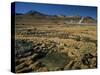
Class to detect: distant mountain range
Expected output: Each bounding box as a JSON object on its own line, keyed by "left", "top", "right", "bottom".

{"left": 15, "top": 10, "right": 97, "bottom": 25}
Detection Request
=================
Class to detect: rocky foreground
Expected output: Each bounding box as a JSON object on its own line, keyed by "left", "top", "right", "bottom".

{"left": 15, "top": 36, "right": 97, "bottom": 73}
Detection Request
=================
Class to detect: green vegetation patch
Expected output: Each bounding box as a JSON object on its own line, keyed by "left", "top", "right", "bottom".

{"left": 39, "top": 52, "right": 70, "bottom": 71}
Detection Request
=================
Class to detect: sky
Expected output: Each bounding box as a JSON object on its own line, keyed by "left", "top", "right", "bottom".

{"left": 15, "top": 2, "right": 97, "bottom": 19}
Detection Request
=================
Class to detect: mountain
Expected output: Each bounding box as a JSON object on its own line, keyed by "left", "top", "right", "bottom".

{"left": 16, "top": 13, "right": 23, "bottom": 15}
{"left": 25, "top": 10, "right": 48, "bottom": 17}
{"left": 15, "top": 10, "right": 97, "bottom": 25}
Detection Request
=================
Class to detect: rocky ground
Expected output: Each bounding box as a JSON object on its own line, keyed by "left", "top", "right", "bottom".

{"left": 15, "top": 31, "right": 97, "bottom": 73}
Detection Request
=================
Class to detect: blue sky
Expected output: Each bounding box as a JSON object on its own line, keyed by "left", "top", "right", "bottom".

{"left": 15, "top": 2, "right": 97, "bottom": 19}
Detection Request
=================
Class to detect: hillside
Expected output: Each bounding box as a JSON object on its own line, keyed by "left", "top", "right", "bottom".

{"left": 15, "top": 10, "right": 97, "bottom": 26}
